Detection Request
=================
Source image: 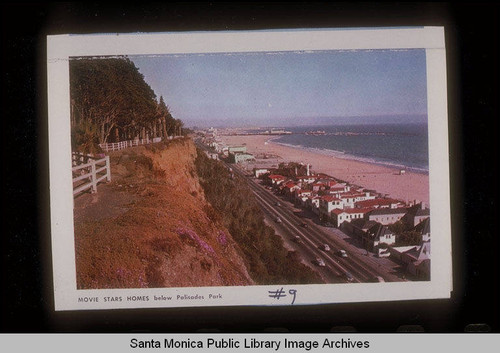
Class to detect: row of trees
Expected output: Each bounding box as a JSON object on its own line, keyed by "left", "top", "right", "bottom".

{"left": 70, "top": 57, "right": 183, "bottom": 153}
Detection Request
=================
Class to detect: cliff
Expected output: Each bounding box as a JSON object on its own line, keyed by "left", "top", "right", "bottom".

{"left": 74, "top": 138, "right": 254, "bottom": 289}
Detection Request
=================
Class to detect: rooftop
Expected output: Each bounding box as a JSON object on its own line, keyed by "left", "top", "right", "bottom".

{"left": 332, "top": 207, "right": 372, "bottom": 215}
{"left": 355, "top": 198, "right": 401, "bottom": 208}
{"left": 369, "top": 208, "right": 408, "bottom": 216}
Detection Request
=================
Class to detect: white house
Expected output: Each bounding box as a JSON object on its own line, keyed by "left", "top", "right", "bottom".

{"left": 295, "top": 189, "right": 312, "bottom": 206}
{"left": 307, "top": 196, "right": 321, "bottom": 215}
{"left": 367, "top": 208, "right": 408, "bottom": 225}
{"left": 319, "top": 195, "right": 343, "bottom": 220}
{"left": 331, "top": 208, "right": 372, "bottom": 228}
{"left": 254, "top": 168, "right": 270, "bottom": 178}
{"left": 364, "top": 222, "right": 396, "bottom": 251}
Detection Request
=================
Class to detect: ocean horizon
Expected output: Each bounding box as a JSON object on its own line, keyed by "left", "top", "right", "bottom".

{"left": 266, "top": 122, "right": 429, "bottom": 174}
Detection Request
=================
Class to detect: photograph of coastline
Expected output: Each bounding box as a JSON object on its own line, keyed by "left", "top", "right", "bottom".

{"left": 71, "top": 48, "right": 431, "bottom": 290}
{"left": 49, "top": 28, "right": 451, "bottom": 310}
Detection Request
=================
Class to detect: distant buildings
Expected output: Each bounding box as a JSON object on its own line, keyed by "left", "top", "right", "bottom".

{"left": 199, "top": 129, "right": 255, "bottom": 164}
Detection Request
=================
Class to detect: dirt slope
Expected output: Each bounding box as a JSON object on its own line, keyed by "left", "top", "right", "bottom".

{"left": 74, "top": 138, "right": 254, "bottom": 289}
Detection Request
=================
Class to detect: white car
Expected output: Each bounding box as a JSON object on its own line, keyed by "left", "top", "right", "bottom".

{"left": 320, "top": 244, "right": 330, "bottom": 252}
{"left": 337, "top": 249, "right": 348, "bottom": 258}
{"left": 315, "top": 258, "right": 326, "bottom": 267}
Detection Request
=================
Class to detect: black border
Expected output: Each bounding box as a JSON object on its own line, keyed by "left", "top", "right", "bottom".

{"left": 1, "top": 2, "right": 498, "bottom": 333}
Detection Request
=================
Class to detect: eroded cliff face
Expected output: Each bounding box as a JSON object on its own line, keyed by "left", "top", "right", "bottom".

{"left": 74, "top": 138, "right": 254, "bottom": 289}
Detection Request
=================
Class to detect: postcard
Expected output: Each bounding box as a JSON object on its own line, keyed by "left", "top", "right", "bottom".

{"left": 47, "top": 27, "right": 452, "bottom": 310}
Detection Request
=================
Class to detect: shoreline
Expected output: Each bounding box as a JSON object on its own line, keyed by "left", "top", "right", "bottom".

{"left": 221, "top": 134, "right": 430, "bottom": 205}
{"left": 271, "top": 138, "right": 429, "bottom": 176}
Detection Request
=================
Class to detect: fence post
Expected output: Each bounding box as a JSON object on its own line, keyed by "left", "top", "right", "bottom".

{"left": 90, "top": 160, "right": 97, "bottom": 193}
{"left": 105, "top": 155, "right": 111, "bottom": 182}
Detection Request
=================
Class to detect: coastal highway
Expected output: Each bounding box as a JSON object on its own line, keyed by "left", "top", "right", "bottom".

{"left": 195, "top": 140, "right": 402, "bottom": 283}
{"left": 229, "top": 164, "right": 404, "bottom": 284}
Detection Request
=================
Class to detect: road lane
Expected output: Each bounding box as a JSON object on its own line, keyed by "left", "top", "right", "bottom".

{"left": 232, "top": 165, "right": 403, "bottom": 283}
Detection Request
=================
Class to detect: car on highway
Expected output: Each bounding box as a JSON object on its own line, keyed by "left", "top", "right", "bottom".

{"left": 314, "top": 258, "right": 326, "bottom": 267}
{"left": 343, "top": 271, "right": 354, "bottom": 282}
{"left": 337, "top": 249, "right": 348, "bottom": 258}
{"left": 275, "top": 217, "right": 282, "bottom": 223}
{"left": 320, "top": 244, "right": 330, "bottom": 252}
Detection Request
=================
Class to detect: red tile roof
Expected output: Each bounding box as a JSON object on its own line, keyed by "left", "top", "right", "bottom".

{"left": 283, "top": 181, "right": 297, "bottom": 188}
{"left": 320, "top": 195, "right": 341, "bottom": 202}
{"left": 269, "top": 174, "right": 286, "bottom": 180}
{"left": 355, "top": 198, "right": 400, "bottom": 208}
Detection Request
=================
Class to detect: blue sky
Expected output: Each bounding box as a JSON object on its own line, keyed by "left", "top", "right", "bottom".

{"left": 131, "top": 49, "right": 427, "bottom": 127}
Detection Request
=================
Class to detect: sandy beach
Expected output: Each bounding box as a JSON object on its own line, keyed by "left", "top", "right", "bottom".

{"left": 221, "top": 135, "right": 429, "bottom": 205}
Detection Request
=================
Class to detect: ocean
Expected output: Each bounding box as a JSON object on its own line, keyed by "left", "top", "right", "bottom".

{"left": 270, "top": 123, "right": 429, "bottom": 174}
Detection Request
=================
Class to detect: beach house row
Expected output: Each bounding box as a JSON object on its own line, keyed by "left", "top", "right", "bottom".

{"left": 259, "top": 167, "right": 431, "bottom": 280}
{"left": 200, "top": 129, "right": 256, "bottom": 164}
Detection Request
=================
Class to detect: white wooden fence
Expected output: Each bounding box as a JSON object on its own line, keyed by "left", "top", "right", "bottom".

{"left": 99, "top": 137, "right": 163, "bottom": 152}
{"left": 72, "top": 153, "right": 111, "bottom": 196}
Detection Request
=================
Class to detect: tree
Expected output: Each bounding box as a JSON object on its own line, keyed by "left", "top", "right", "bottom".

{"left": 396, "top": 230, "right": 422, "bottom": 246}
{"left": 70, "top": 57, "right": 168, "bottom": 151}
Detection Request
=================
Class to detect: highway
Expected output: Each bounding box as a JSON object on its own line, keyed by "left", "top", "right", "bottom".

{"left": 196, "top": 140, "right": 403, "bottom": 284}
{"left": 231, "top": 165, "right": 404, "bottom": 284}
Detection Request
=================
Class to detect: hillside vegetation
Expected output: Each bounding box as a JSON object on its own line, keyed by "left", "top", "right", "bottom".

{"left": 195, "top": 149, "right": 323, "bottom": 285}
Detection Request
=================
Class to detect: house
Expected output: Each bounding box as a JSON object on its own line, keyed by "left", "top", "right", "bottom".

{"left": 306, "top": 196, "right": 321, "bottom": 215}
{"left": 254, "top": 168, "right": 269, "bottom": 178}
{"left": 367, "top": 208, "right": 408, "bottom": 225}
{"left": 230, "top": 152, "right": 254, "bottom": 163}
{"left": 228, "top": 145, "right": 247, "bottom": 154}
{"left": 403, "top": 202, "right": 430, "bottom": 227}
{"left": 390, "top": 241, "right": 431, "bottom": 280}
{"left": 336, "top": 191, "right": 375, "bottom": 208}
{"left": 319, "top": 195, "right": 343, "bottom": 220}
{"left": 364, "top": 223, "right": 396, "bottom": 252}
{"left": 328, "top": 183, "right": 350, "bottom": 194}
{"left": 331, "top": 208, "right": 372, "bottom": 228}
{"left": 354, "top": 198, "right": 404, "bottom": 209}
{"left": 311, "top": 182, "right": 326, "bottom": 192}
{"left": 294, "top": 189, "right": 312, "bottom": 206}
{"left": 344, "top": 218, "right": 378, "bottom": 241}
{"left": 268, "top": 174, "right": 286, "bottom": 186}
{"left": 414, "top": 217, "right": 431, "bottom": 242}
{"left": 282, "top": 181, "right": 300, "bottom": 198}
{"left": 296, "top": 175, "right": 317, "bottom": 184}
